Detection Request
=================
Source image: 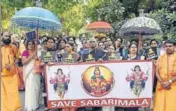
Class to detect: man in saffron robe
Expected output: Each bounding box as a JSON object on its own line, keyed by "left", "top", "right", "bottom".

{"left": 1, "top": 32, "right": 22, "bottom": 111}
{"left": 154, "top": 39, "right": 176, "bottom": 111}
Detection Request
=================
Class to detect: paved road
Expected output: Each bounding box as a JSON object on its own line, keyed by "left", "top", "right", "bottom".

{"left": 19, "top": 91, "right": 45, "bottom": 111}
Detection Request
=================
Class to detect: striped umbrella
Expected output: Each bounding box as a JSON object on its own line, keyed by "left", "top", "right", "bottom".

{"left": 86, "top": 21, "right": 112, "bottom": 32}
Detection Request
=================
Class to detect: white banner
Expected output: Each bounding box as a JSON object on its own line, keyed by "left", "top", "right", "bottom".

{"left": 45, "top": 61, "right": 153, "bottom": 108}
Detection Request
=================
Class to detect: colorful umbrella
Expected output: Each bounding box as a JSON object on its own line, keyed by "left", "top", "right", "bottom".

{"left": 86, "top": 21, "right": 112, "bottom": 32}
{"left": 11, "top": 7, "right": 61, "bottom": 31}
{"left": 119, "top": 16, "right": 162, "bottom": 52}
{"left": 119, "top": 16, "right": 162, "bottom": 36}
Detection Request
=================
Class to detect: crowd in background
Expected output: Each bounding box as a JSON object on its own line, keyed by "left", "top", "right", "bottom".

{"left": 1, "top": 31, "right": 176, "bottom": 111}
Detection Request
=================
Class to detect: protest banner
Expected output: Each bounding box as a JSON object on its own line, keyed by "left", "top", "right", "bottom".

{"left": 45, "top": 61, "right": 153, "bottom": 109}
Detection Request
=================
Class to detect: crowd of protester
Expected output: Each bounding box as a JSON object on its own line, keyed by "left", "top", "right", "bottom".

{"left": 1, "top": 31, "right": 176, "bottom": 111}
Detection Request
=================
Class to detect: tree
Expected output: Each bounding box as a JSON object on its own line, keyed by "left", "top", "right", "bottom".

{"left": 149, "top": 9, "right": 176, "bottom": 39}
{"left": 149, "top": 0, "right": 176, "bottom": 39}
{"left": 84, "top": 0, "right": 111, "bottom": 22}
{"left": 97, "top": 0, "right": 125, "bottom": 39}
{"left": 1, "top": 0, "right": 34, "bottom": 30}
{"left": 60, "top": 4, "right": 86, "bottom": 36}
{"left": 1, "top": 0, "right": 175, "bottom": 38}
{"left": 98, "top": 0, "right": 124, "bottom": 23}
{"left": 43, "top": 0, "right": 87, "bottom": 36}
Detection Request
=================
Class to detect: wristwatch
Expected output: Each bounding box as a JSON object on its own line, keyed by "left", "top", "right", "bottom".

{"left": 169, "top": 79, "right": 173, "bottom": 84}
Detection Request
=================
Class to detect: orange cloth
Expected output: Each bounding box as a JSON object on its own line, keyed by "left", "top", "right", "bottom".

{"left": 18, "top": 43, "right": 25, "bottom": 90}
{"left": 1, "top": 76, "right": 22, "bottom": 111}
{"left": 1, "top": 44, "right": 19, "bottom": 76}
{"left": 154, "top": 53, "right": 176, "bottom": 111}
{"left": 16, "top": 67, "right": 24, "bottom": 90}
{"left": 1, "top": 44, "right": 22, "bottom": 111}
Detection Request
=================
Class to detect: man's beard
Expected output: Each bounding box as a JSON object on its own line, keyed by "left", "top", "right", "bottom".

{"left": 2, "top": 38, "right": 11, "bottom": 45}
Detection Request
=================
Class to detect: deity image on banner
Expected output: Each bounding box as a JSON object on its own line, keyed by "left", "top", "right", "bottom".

{"left": 81, "top": 65, "right": 115, "bottom": 97}
{"left": 49, "top": 68, "right": 70, "bottom": 99}
{"left": 126, "top": 65, "right": 149, "bottom": 97}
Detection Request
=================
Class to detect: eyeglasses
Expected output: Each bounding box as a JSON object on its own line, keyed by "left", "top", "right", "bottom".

{"left": 90, "top": 41, "right": 95, "bottom": 43}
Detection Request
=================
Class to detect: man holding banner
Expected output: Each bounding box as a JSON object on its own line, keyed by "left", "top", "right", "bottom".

{"left": 154, "top": 39, "right": 176, "bottom": 111}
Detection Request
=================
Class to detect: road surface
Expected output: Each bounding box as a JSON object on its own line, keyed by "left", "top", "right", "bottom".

{"left": 20, "top": 91, "right": 45, "bottom": 111}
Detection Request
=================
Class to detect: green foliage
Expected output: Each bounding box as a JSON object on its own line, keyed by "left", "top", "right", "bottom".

{"left": 84, "top": 0, "right": 111, "bottom": 21}
{"left": 149, "top": 9, "right": 176, "bottom": 39}
{"left": 43, "top": 0, "right": 79, "bottom": 14}
{"left": 98, "top": 0, "right": 125, "bottom": 23}
{"left": 96, "top": 0, "right": 125, "bottom": 40}
{"left": 2, "top": 0, "right": 34, "bottom": 30}
{"left": 1, "top": 0, "right": 175, "bottom": 39}
{"left": 60, "top": 4, "right": 86, "bottom": 36}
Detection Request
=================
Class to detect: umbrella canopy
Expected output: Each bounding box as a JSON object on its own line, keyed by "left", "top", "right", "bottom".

{"left": 86, "top": 21, "right": 112, "bottom": 32}
{"left": 119, "top": 16, "right": 162, "bottom": 36}
{"left": 11, "top": 7, "right": 61, "bottom": 30}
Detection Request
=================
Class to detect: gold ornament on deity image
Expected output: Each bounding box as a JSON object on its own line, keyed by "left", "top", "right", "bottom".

{"left": 81, "top": 65, "right": 115, "bottom": 97}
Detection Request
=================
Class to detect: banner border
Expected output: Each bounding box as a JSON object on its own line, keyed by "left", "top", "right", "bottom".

{"left": 44, "top": 60, "right": 154, "bottom": 109}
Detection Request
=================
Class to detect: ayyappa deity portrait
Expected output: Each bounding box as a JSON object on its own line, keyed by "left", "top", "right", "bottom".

{"left": 82, "top": 65, "right": 114, "bottom": 97}
{"left": 126, "top": 65, "right": 148, "bottom": 97}
{"left": 50, "top": 68, "right": 70, "bottom": 99}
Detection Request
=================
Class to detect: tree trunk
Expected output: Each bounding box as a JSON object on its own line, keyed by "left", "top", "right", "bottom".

{"left": 134, "top": 0, "right": 140, "bottom": 17}
{"left": 150, "top": 0, "right": 155, "bottom": 11}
